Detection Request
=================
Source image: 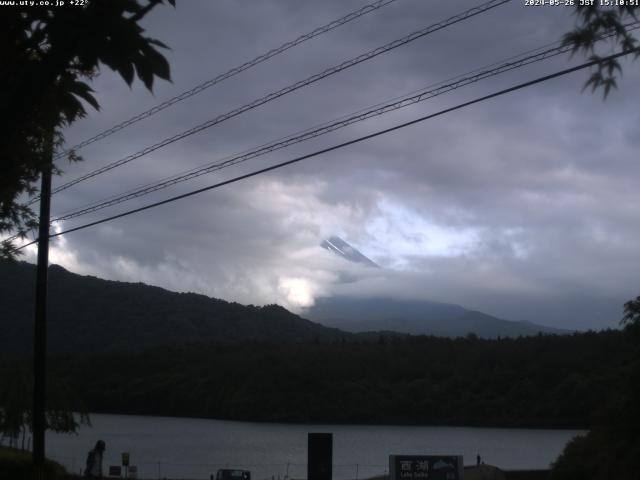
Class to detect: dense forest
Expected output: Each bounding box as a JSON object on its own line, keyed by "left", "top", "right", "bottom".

{"left": 1, "top": 329, "right": 629, "bottom": 429}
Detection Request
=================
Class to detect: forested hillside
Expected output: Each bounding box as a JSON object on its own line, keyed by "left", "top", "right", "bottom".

{"left": 3, "top": 260, "right": 637, "bottom": 429}
{"left": 36, "top": 330, "right": 636, "bottom": 428}
{"left": 1, "top": 262, "right": 567, "bottom": 356}
{"left": 0, "top": 261, "right": 350, "bottom": 353}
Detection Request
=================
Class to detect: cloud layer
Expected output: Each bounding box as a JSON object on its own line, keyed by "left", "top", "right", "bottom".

{"left": 13, "top": 0, "right": 640, "bottom": 330}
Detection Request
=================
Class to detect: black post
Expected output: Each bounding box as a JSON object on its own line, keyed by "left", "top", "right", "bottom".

{"left": 308, "top": 433, "right": 332, "bottom": 480}
{"left": 33, "top": 159, "right": 52, "bottom": 475}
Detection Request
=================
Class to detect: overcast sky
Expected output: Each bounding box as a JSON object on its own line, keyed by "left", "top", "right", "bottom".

{"left": 14, "top": 0, "right": 640, "bottom": 330}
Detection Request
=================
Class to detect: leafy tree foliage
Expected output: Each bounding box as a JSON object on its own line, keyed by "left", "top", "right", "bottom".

{"left": 622, "top": 295, "right": 640, "bottom": 331}
{"left": 563, "top": 5, "right": 639, "bottom": 96}
{"left": 551, "top": 295, "right": 640, "bottom": 480}
{"left": 0, "top": 362, "right": 89, "bottom": 449}
{"left": 551, "top": 364, "right": 640, "bottom": 479}
{"left": 0, "top": 0, "right": 175, "bottom": 260}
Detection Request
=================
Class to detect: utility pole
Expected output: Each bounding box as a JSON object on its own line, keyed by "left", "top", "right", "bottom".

{"left": 33, "top": 155, "right": 52, "bottom": 477}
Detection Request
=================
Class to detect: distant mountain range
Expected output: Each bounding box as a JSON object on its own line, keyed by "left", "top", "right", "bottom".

{"left": 315, "top": 236, "right": 567, "bottom": 338}
{"left": 1, "top": 257, "right": 567, "bottom": 356}
{"left": 305, "top": 296, "right": 567, "bottom": 338}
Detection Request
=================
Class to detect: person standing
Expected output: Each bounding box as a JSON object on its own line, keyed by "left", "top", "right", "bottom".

{"left": 85, "top": 440, "right": 106, "bottom": 478}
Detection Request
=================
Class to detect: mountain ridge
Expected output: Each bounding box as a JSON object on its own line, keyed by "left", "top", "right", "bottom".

{"left": 0, "top": 261, "right": 350, "bottom": 354}
{"left": 305, "top": 296, "right": 568, "bottom": 338}
{"left": 315, "top": 236, "right": 567, "bottom": 338}
{"left": 1, "top": 261, "right": 567, "bottom": 356}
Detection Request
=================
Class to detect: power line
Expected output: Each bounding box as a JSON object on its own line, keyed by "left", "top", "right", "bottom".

{"left": 48, "top": 21, "right": 640, "bottom": 222}
{"left": 18, "top": 48, "right": 636, "bottom": 250}
{"left": 50, "top": 22, "right": 639, "bottom": 223}
{"left": 40, "top": 0, "right": 510, "bottom": 200}
{"left": 51, "top": 0, "right": 399, "bottom": 162}
{"left": 25, "top": 22, "right": 638, "bottom": 242}
{"left": 51, "top": 43, "right": 572, "bottom": 222}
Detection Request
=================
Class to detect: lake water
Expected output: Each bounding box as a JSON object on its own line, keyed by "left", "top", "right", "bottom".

{"left": 44, "top": 414, "right": 584, "bottom": 479}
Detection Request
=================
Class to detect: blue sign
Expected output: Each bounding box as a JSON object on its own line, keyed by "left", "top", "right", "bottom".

{"left": 389, "top": 455, "right": 463, "bottom": 480}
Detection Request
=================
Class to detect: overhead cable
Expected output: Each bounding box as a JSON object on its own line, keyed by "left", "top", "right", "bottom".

{"left": 52, "top": 42, "right": 571, "bottom": 222}
{"left": 41, "top": 0, "right": 510, "bottom": 199}
{"left": 51, "top": 22, "right": 639, "bottom": 223}
{"left": 17, "top": 48, "right": 636, "bottom": 250}
{"left": 52, "top": 0, "right": 400, "bottom": 161}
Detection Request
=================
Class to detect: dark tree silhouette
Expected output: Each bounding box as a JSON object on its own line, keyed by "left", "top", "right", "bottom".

{"left": 622, "top": 296, "right": 640, "bottom": 325}
{"left": 0, "top": 363, "right": 89, "bottom": 448}
{"left": 622, "top": 296, "right": 640, "bottom": 341}
{"left": 551, "top": 295, "right": 640, "bottom": 480}
{"left": 0, "top": 0, "right": 175, "bottom": 260}
{"left": 563, "top": 5, "right": 639, "bottom": 96}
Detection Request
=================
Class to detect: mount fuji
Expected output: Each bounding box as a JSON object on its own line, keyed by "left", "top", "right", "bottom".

{"left": 309, "top": 236, "right": 567, "bottom": 338}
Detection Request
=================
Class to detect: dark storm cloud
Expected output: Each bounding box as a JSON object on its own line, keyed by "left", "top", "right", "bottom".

{"left": 17, "top": 0, "right": 640, "bottom": 329}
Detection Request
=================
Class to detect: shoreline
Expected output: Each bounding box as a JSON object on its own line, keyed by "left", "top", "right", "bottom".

{"left": 74, "top": 410, "right": 589, "bottom": 432}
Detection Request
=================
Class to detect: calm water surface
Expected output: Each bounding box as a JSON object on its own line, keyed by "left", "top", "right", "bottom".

{"left": 45, "top": 414, "right": 584, "bottom": 479}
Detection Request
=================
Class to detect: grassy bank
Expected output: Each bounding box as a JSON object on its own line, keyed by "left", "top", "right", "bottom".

{"left": 0, "top": 446, "right": 77, "bottom": 480}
